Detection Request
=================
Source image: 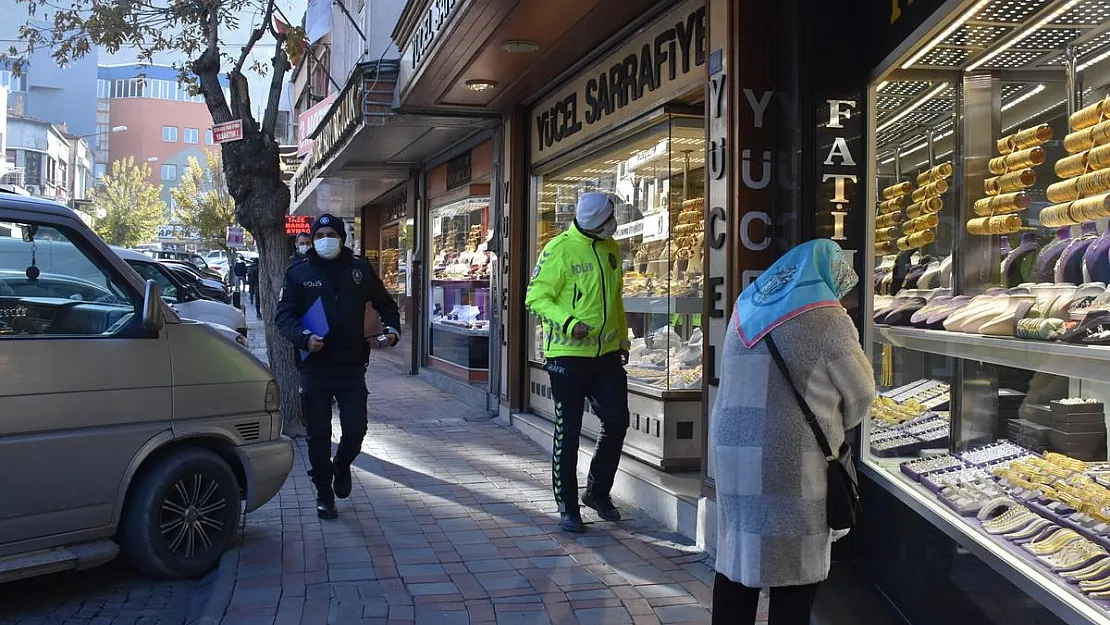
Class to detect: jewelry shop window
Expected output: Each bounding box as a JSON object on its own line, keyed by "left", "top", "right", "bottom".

{"left": 868, "top": 1, "right": 1110, "bottom": 620}
{"left": 529, "top": 115, "right": 705, "bottom": 394}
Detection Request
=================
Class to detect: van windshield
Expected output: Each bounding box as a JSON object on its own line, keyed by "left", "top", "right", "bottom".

{"left": 0, "top": 221, "right": 131, "bottom": 306}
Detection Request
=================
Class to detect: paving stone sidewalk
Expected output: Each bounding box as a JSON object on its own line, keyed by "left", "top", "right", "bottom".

{"left": 213, "top": 344, "right": 722, "bottom": 625}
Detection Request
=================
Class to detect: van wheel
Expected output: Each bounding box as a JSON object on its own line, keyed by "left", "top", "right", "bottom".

{"left": 121, "top": 448, "right": 240, "bottom": 579}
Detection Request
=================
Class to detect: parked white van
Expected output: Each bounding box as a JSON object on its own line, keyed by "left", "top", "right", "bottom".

{"left": 0, "top": 193, "right": 293, "bottom": 581}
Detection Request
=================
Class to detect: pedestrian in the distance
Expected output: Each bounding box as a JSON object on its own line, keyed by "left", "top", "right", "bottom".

{"left": 711, "top": 239, "right": 875, "bottom": 625}
{"left": 525, "top": 192, "right": 630, "bottom": 534}
{"left": 275, "top": 213, "right": 401, "bottom": 519}
{"left": 233, "top": 255, "right": 248, "bottom": 292}
{"left": 291, "top": 232, "right": 311, "bottom": 267}
{"left": 246, "top": 260, "right": 260, "bottom": 316}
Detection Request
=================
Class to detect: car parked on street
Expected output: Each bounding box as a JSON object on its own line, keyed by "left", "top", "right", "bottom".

{"left": 0, "top": 192, "right": 292, "bottom": 582}
{"left": 160, "top": 261, "right": 232, "bottom": 304}
{"left": 114, "top": 248, "right": 246, "bottom": 336}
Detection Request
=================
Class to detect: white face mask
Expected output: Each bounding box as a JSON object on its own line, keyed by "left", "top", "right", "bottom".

{"left": 314, "top": 237, "right": 341, "bottom": 259}
{"left": 297, "top": 244, "right": 311, "bottom": 255}
{"left": 595, "top": 219, "right": 618, "bottom": 240}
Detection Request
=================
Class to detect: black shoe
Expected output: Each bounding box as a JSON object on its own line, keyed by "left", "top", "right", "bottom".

{"left": 333, "top": 462, "right": 352, "bottom": 499}
{"left": 582, "top": 491, "right": 621, "bottom": 522}
{"left": 559, "top": 512, "right": 586, "bottom": 533}
{"left": 316, "top": 497, "right": 338, "bottom": 520}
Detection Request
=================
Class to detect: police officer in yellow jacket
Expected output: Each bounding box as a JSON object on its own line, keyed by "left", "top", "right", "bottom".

{"left": 525, "top": 192, "right": 630, "bottom": 533}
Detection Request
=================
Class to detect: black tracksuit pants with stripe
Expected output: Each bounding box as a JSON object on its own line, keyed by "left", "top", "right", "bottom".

{"left": 546, "top": 352, "right": 630, "bottom": 514}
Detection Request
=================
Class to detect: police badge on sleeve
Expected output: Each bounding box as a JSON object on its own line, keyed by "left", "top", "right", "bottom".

{"left": 352, "top": 268, "right": 363, "bottom": 285}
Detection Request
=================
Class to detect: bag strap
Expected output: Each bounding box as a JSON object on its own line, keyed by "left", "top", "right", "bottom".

{"left": 765, "top": 334, "right": 836, "bottom": 461}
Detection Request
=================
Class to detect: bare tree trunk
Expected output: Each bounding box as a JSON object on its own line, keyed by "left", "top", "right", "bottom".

{"left": 256, "top": 220, "right": 305, "bottom": 437}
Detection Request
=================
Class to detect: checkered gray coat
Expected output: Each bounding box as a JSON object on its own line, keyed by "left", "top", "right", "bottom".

{"left": 712, "top": 306, "right": 874, "bottom": 587}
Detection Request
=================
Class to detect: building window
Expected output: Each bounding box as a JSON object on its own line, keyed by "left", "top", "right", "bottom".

{"left": 94, "top": 163, "right": 107, "bottom": 180}
{"left": 184, "top": 127, "right": 199, "bottom": 144}
{"left": 206, "top": 129, "right": 214, "bottom": 145}
{"left": 0, "top": 69, "right": 27, "bottom": 92}
{"left": 161, "top": 164, "right": 177, "bottom": 181}
{"left": 162, "top": 126, "right": 178, "bottom": 142}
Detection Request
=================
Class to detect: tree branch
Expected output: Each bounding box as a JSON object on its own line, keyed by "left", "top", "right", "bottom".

{"left": 194, "top": 4, "right": 232, "bottom": 123}
{"left": 233, "top": 0, "right": 276, "bottom": 76}
{"left": 261, "top": 39, "right": 289, "bottom": 138}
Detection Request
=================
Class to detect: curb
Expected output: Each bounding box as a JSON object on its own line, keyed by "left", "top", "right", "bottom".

{"left": 185, "top": 543, "right": 239, "bottom": 625}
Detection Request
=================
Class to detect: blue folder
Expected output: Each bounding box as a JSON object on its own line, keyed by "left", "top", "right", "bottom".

{"left": 298, "top": 296, "right": 330, "bottom": 360}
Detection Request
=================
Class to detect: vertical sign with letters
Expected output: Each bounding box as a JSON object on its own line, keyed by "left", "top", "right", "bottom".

{"left": 816, "top": 94, "right": 864, "bottom": 325}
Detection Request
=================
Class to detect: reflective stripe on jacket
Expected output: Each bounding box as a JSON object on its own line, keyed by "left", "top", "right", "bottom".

{"left": 525, "top": 223, "right": 629, "bottom": 359}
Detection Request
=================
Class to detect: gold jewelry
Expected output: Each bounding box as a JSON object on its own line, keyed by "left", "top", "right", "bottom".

{"left": 1025, "top": 529, "right": 1081, "bottom": 556}
{"left": 1062, "top": 556, "right": 1110, "bottom": 581}
{"left": 1002, "top": 518, "right": 1052, "bottom": 541}
{"left": 973, "top": 191, "right": 1029, "bottom": 217}
{"left": 882, "top": 182, "right": 913, "bottom": 200}
{"left": 989, "top": 146, "right": 1046, "bottom": 175}
{"left": 1070, "top": 98, "right": 1109, "bottom": 131}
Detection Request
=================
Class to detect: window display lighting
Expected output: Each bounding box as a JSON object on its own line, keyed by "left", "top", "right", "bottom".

{"left": 900, "top": 0, "right": 992, "bottom": 69}
{"left": 1001, "top": 84, "right": 1046, "bottom": 111}
{"left": 966, "top": 0, "right": 1084, "bottom": 71}
{"left": 1078, "top": 47, "right": 1110, "bottom": 70}
{"left": 877, "top": 83, "right": 950, "bottom": 133}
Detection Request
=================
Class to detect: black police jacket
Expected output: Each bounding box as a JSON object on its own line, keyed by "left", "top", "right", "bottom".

{"left": 275, "top": 247, "right": 401, "bottom": 370}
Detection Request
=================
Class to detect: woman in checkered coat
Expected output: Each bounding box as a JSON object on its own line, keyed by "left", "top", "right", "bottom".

{"left": 710, "top": 240, "right": 874, "bottom": 625}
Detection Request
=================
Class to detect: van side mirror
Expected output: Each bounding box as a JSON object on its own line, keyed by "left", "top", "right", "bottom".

{"left": 142, "top": 279, "right": 164, "bottom": 335}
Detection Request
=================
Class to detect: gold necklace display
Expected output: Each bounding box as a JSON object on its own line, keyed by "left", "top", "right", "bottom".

{"left": 969, "top": 124, "right": 1052, "bottom": 236}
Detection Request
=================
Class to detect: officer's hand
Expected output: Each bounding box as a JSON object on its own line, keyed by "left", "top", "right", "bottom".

{"left": 571, "top": 322, "right": 591, "bottom": 339}
{"left": 307, "top": 334, "right": 325, "bottom": 352}
{"left": 619, "top": 350, "right": 629, "bottom": 366}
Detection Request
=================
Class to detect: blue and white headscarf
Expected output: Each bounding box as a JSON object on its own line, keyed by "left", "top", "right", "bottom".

{"left": 734, "top": 239, "right": 858, "bottom": 348}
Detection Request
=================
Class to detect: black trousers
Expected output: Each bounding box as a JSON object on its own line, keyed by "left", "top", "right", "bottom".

{"left": 546, "top": 352, "right": 629, "bottom": 513}
{"left": 301, "top": 367, "right": 368, "bottom": 499}
{"left": 712, "top": 573, "right": 820, "bottom": 625}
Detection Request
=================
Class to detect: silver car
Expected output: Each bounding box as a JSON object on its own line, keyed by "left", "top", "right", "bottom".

{"left": 0, "top": 193, "right": 293, "bottom": 581}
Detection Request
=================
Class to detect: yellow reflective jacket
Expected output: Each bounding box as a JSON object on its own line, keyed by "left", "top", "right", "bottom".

{"left": 526, "top": 223, "right": 629, "bottom": 359}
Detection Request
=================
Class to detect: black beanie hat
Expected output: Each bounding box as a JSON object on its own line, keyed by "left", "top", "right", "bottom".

{"left": 311, "top": 213, "right": 345, "bottom": 239}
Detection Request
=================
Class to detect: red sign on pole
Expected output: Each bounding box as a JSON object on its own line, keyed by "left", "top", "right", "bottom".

{"left": 212, "top": 120, "right": 244, "bottom": 144}
{"left": 285, "top": 215, "right": 313, "bottom": 235}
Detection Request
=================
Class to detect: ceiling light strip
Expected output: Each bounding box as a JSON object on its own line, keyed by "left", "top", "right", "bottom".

{"left": 1078, "top": 48, "right": 1110, "bottom": 72}
{"left": 1001, "top": 84, "right": 1046, "bottom": 111}
{"left": 876, "top": 83, "right": 950, "bottom": 133}
{"left": 966, "top": 0, "right": 1083, "bottom": 71}
{"left": 901, "top": 0, "right": 993, "bottom": 70}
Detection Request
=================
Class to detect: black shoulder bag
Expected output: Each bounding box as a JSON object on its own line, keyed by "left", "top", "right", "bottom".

{"left": 765, "top": 334, "right": 860, "bottom": 531}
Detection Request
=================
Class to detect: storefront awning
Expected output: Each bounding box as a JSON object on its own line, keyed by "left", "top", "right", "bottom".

{"left": 291, "top": 61, "right": 498, "bottom": 216}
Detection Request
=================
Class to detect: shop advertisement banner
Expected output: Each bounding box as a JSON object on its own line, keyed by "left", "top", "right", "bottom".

{"left": 226, "top": 226, "right": 245, "bottom": 249}
{"left": 298, "top": 92, "right": 339, "bottom": 156}
{"left": 529, "top": 0, "right": 706, "bottom": 164}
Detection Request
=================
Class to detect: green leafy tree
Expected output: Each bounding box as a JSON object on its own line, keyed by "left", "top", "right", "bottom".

{"left": 172, "top": 150, "right": 237, "bottom": 261}
{"left": 91, "top": 157, "right": 166, "bottom": 248}
{"left": 9, "top": 0, "right": 309, "bottom": 433}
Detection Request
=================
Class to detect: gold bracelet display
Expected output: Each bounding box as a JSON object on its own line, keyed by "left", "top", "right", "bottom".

{"left": 972, "top": 191, "right": 1029, "bottom": 217}
{"left": 882, "top": 181, "right": 913, "bottom": 200}
{"left": 1088, "top": 143, "right": 1110, "bottom": 170}
{"left": 984, "top": 168, "right": 1036, "bottom": 195}
{"left": 1070, "top": 97, "right": 1110, "bottom": 131}
{"left": 878, "top": 196, "right": 906, "bottom": 214}
{"left": 901, "top": 214, "right": 938, "bottom": 235}
{"left": 998, "top": 124, "right": 1053, "bottom": 154}
{"left": 875, "top": 211, "right": 904, "bottom": 228}
{"left": 916, "top": 162, "right": 953, "bottom": 186}
{"left": 1048, "top": 168, "right": 1110, "bottom": 202}
{"left": 911, "top": 179, "right": 948, "bottom": 203}
{"left": 989, "top": 146, "right": 1046, "bottom": 175}
{"left": 967, "top": 215, "right": 1022, "bottom": 235}
{"left": 1056, "top": 151, "right": 1088, "bottom": 178}
{"left": 1041, "top": 194, "right": 1110, "bottom": 227}
{"left": 876, "top": 226, "right": 900, "bottom": 241}
{"left": 897, "top": 230, "right": 934, "bottom": 250}
{"left": 1064, "top": 119, "right": 1110, "bottom": 154}
{"left": 875, "top": 239, "right": 896, "bottom": 255}
{"left": 905, "top": 197, "right": 943, "bottom": 219}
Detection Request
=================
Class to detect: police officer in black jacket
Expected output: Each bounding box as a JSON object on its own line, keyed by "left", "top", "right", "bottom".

{"left": 276, "top": 213, "right": 401, "bottom": 519}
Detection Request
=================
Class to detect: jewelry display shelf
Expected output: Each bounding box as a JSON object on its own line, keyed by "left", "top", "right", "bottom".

{"left": 622, "top": 296, "right": 703, "bottom": 315}
{"left": 874, "top": 325, "right": 1110, "bottom": 385}
{"left": 864, "top": 458, "right": 1110, "bottom": 625}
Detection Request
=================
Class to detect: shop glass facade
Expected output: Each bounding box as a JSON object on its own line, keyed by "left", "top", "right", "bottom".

{"left": 428, "top": 196, "right": 492, "bottom": 378}
{"left": 866, "top": 1, "right": 1110, "bottom": 622}
{"left": 529, "top": 115, "right": 706, "bottom": 393}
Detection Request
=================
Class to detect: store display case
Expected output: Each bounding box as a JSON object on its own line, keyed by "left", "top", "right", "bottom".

{"left": 429, "top": 197, "right": 491, "bottom": 381}
{"left": 867, "top": 4, "right": 1110, "bottom": 621}
{"left": 529, "top": 114, "right": 705, "bottom": 470}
